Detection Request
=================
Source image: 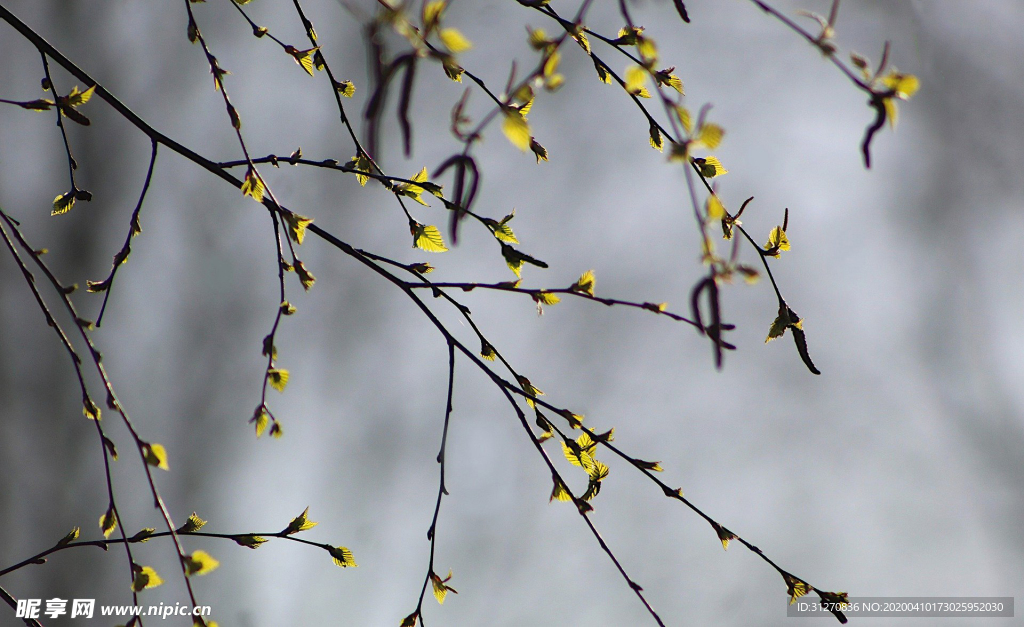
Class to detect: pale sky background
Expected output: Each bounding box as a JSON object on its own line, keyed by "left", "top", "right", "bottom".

{"left": 1, "top": 1, "right": 1022, "bottom": 626}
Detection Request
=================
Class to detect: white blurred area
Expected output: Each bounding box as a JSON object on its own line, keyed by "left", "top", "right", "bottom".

{"left": 1, "top": 0, "right": 1022, "bottom": 625}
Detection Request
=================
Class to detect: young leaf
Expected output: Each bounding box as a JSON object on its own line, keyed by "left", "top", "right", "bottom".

{"left": 83, "top": 398, "right": 101, "bottom": 421}
{"left": 783, "top": 572, "right": 813, "bottom": 604}
{"left": 706, "top": 195, "right": 726, "bottom": 221}
{"left": 711, "top": 521, "right": 737, "bottom": 550}
{"left": 423, "top": 1, "right": 446, "bottom": 30}
{"left": 284, "top": 212, "right": 313, "bottom": 245}
{"left": 442, "top": 58, "right": 464, "bottom": 82}
{"left": 412, "top": 223, "right": 449, "bottom": 252}
{"left": 765, "top": 307, "right": 790, "bottom": 343}
{"left": 649, "top": 124, "right": 663, "bottom": 152}
{"left": 347, "top": 154, "right": 372, "bottom": 186}
{"left": 56, "top": 527, "right": 80, "bottom": 547}
{"left": 240, "top": 167, "right": 265, "bottom": 203}
{"left": 142, "top": 442, "right": 170, "bottom": 470}
{"left": 549, "top": 478, "right": 572, "bottom": 502}
{"left": 178, "top": 512, "right": 207, "bottom": 533}
{"left": 529, "top": 138, "right": 549, "bottom": 163}
{"left": 488, "top": 218, "right": 518, "bottom": 244}
{"left": 252, "top": 407, "right": 269, "bottom": 438}
{"left": 502, "top": 110, "right": 531, "bottom": 151}
{"left": 286, "top": 46, "right": 320, "bottom": 76}
{"left": 328, "top": 545, "right": 357, "bottom": 567}
{"left": 400, "top": 612, "right": 420, "bottom": 627}
{"left": 234, "top": 535, "right": 268, "bottom": 549}
{"left": 698, "top": 123, "right": 725, "bottom": 149}
{"left": 693, "top": 156, "right": 728, "bottom": 178}
{"left": 294, "top": 260, "right": 316, "bottom": 290}
{"left": 131, "top": 566, "right": 163, "bottom": 592}
{"left": 624, "top": 65, "right": 647, "bottom": 95}
{"left": 52, "top": 191, "right": 76, "bottom": 216}
{"left": 533, "top": 291, "right": 560, "bottom": 305}
{"left": 99, "top": 506, "right": 117, "bottom": 539}
{"left": 396, "top": 167, "right": 432, "bottom": 205}
{"left": 184, "top": 550, "right": 220, "bottom": 576}
{"left": 283, "top": 506, "right": 318, "bottom": 535}
{"left": 764, "top": 226, "right": 790, "bottom": 257}
{"left": 439, "top": 28, "right": 472, "bottom": 53}
{"left": 430, "top": 570, "right": 457, "bottom": 604}
{"left": 562, "top": 439, "right": 595, "bottom": 472}
{"left": 128, "top": 528, "right": 156, "bottom": 543}
{"left": 570, "top": 269, "right": 596, "bottom": 296}
{"left": 480, "top": 342, "right": 497, "bottom": 361}
{"left": 634, "top": 458, "right": 663, "bottom": 472}
{"left": 267, "top": 368, "right": 290, "bottom": 392}
{"left": 335, "top": 80, "right": 356, "bottom": 97}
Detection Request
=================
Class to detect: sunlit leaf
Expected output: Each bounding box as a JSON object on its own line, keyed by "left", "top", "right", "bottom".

{"left": 543, "top": 51, "right": 561, "bottom": 78}
{"left": 184, "top": 550, "right": 220, "bottom": 576}
{"left": 128, "top": 528, "right": 156, "bottom": 543}
{"left": 267, "top": 368, "right": 289, "bottom": 392}
{"left": 570, "top": 269, "right": 595, "bottom": 296}
{"left": 634, "top": 458, "right": 663, "bottom": 472}
{"left": 66, "top": 85, "right": 95, "bottom": 107}
{"left": 517, "top": 375, "right": 543, "bottom": 409}
{"left": 649, "top": 124, "right": 663, "bottom": 151}
{"left": 328, "top": 545, "right": 357, "bottom": 567}
{"left": 240, "top": 167, "right": 264, "bottom": 203}
{"left": 400, "top": 612, "right": 419, "bottom": 627}
{"left": 784, "top": 573, "right": 813, "bottom": 604}
{"left": 624, "top": 65, "right": 646, "bottom": 95}
{"left": 178, "top": 512, "right": 207, "bottom": 533}
{"left": 706, "top": 195, "right": 726, "bottom": 221}
{"left": 502, "top": 111, "right": 531, "bottom": 151}
{"left": 430, "top": 569, "right": 457, "bottom": 604}
{"left": 100, "top": 506, "right": 117, "bottom": 539}
{"left": 234, "top": 534, "right": 268, "bottom": 549}
{"left": 269, "top": 422, "right": 284, "bottom": 438}
{"left": 56, "top": 527, "right": 80, "bottom": 547}
{"left": 694, "top": 156, "right": 728, "bottom": 178}
{"left": 534, "top": 291, "right": 560, "bottom": 305}
{"left": 439, "top": 28, "right": 472, "bottom": 53}
{"left": 285, "top": 212, "right": 313, "bottom": 245}
{"left": 549, "top": 478, "right": 572, "bottom": 502}
{"left": 637, "top": 37, "right": 658, "bottom": 64}
{"left": 423, "top": 0, "right": 446, "bottom": 30}
{"left": 143, "top": 442, "right": 170, "bottom": 470}
{"left": 283, "top": 506, "right": 318, "bottom": 535}
{"left": 881, "top": 71, "right": 920, "bottom": 99}
{"left": 294, "top": 260, "right": 315, "bottom": 290}
{"left": 131, "top": 566, "right": 163, "bottom": 592}
{"left": 480, "top": 342, "right": 497, "bottom": 361}
{"left": 675, "top": 106, "right": 693, "bottom": 135}
{"left": 52, "top": 192, "right": 75, "bottom": 216}
{"left": 703, "top": 521, "right": 733, "bottom": 551}
{"left": 348, "top": 154, "right": 372, "bottom": 186}
{"left": 765, "top": 226, "right": 790, "bottom": 257}
{"left": 412, "top": 223, "right": 449, "bottom": 252}
{"left": 83, "top": 398, "right": 101, "bottom": 421}
{"left": 766, "top": 307, "right": 789, "bottom": 343}
{"left": 572, "top": 29, "right": 590, "bottom": 54}
{"left": 396, "top": 167, "right": 432, "bottom": 205}
{"left": 287, "top": 46, "right": 320, "bottom": 76}
{"left": 698, "top": 123, "right": 725, "bottom": 149}
{"left": 336, "top": 80, "right": 356, "bottom": 97}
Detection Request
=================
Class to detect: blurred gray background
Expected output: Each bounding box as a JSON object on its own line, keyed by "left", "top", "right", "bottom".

{"left": 1, "top": 0, "right": 1022, "bottom": 625}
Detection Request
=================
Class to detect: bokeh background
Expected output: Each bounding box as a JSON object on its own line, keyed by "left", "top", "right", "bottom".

{"left": 1, "top": 0, "right": 1022, "bottom": 625}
